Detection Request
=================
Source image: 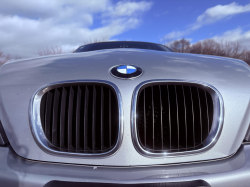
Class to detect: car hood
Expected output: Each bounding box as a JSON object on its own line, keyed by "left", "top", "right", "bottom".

{"left": 1, "top": 48, "right": 250, "bottom": 166}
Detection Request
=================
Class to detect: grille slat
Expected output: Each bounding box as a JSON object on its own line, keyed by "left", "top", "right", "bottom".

{"left": 45, "top": 91, "right": 53, "bottom": 142}
{"left": 143, "top": 90, "right": 146, "bottom": 147}
{"left": 40, "top": 83, "right": 119, "bottom": 154}
{"left": 100, "top": 86, "right": 104, "bottom": 151}
{"left": 182, "top": 86, "right": 188, "bottom": 150}
{"left": 40, "top": 94, "right": 47, "bottom": 132}
{"left": 52, "top": 89, "right": 60, "bottom": 147}
{"left": 76, "top": 86, "right": 82, "bottom": 151}
{"left": 151, "top": 86, "right": 155, "bottom": 150}
{"left": 159, "top": 86, "right": 163, "bottom": 150}
{"left": 60, "top": 88, "right": 67, "bottom": 149}
{"left": 189, "top": 86, "right": 195, "bottom": 149}
{"left": 204, "top": 91, "right": 209, "bottom": 134}
{"left": 109, "top": 90, "right": 112, "bottom": 147}
{"left": 84, "top": 86, "right": 89, "bottom": 151}
{"left": 174, "top": 86, "right": 180, "bottom": 151}
{"left": 167, "top": 85, "right": 172, "bottom": 151}
{"left": 197, "top": 88, "right": 202, "bottom": 144}
{"left": 68, "top": 87, "right": 74, "bottom": 151}
{"left": 136, "top": 83, "right": 214, "bottom": 153}
{"left": 200, "top": 89, "right": 208, "bottom": 142}
{"left": 92, "top": 86, "right": 96, "bottom": 152}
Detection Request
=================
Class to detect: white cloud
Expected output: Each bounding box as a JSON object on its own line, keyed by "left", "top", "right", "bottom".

{"left": 163, "top": 30, "right": 189, "bottom": 41}
{"left": 104, "top": 1, "right": 152, "bottom": 17}
{"left": 196, "top": 2, "right": 250, "bottom": 25}
{"left": 163, "top": 2, "right": 250, "bottom": 40}
{"left": 0, "top": 0, "right": 152, "bottom": 57}
{"left": 212, "top": 28, "right": 250, "bottom": 49}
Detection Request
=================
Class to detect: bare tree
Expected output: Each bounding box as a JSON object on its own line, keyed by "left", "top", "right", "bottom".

{"left": 165, "top": 38, "right": 191, "bottom": 53}
{"left": 189, "top": 41, "right": 202, "bottom": 54}
{"left": 200, "top": 39, "right": 221, "bottom": 55}
{"left": 165, "top": 38, "right": 250, "bottom": 65}
{"left": 82, "top": 38, "right": 109, "bottom": 45}
{"left": 0, "top": 51, "right": 11, "bottom": 65}
{"left": 241, "top": 50, "right": 250, "bottom": 65}
{"left": 38, "top": 38, "right": 109, "bottom": 56}
{"left": 37, "top": 46, "right": 65, "bottom": 56}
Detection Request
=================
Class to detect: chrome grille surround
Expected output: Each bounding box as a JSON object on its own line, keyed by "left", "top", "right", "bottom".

{"left": 131, "top": 79, "right": 224, "bottom": 157}
{"left": 29, "top": 80, "right": 123, "bottom": 158}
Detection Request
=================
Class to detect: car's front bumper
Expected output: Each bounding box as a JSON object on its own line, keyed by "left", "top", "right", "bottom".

{"left": 1, "top": 144, "right": 250, "bottom": 187}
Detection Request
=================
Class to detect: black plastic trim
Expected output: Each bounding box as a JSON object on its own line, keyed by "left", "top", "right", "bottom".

{"left": 44, "top": 180, "right": 210, "bottom": 187}
{"left": 0, "top": 121, "right": 9, "bottom": 146}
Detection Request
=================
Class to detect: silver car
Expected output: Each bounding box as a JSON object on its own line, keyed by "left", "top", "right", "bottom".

{"left": 0, "top": 41, "right": 249, "bottom": 187}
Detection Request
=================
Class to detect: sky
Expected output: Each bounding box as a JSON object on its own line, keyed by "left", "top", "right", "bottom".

{"left": 0, "top": 0, "right": 250, "bottom": 58}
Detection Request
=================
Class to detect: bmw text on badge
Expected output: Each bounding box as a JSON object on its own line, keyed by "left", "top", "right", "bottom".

{"left": 110, "top": 65, "right": 143, "bottom": 79}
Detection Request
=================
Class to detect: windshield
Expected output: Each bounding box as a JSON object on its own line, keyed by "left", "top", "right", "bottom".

{"left": 74, "top": 41, "right": 172, "bottom": 53}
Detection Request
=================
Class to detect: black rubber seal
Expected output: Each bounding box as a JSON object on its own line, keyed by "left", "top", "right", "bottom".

{"left": 0, "top": 120, "right": 9, "bottom": 146}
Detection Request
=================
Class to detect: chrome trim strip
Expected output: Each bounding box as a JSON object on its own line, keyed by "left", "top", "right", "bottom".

{"left": 29, "top": 80, "right": 123, "bottom": 158}
{"left": 131, "top": 79, "right": 224, "bottom": 157}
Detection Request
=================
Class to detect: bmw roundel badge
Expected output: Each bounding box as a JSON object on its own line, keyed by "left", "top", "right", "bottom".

{"left": 110, "top": 65, "right": 143, "bottom": 79}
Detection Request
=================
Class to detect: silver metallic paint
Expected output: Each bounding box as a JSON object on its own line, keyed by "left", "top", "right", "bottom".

{"left": 0, "top": 48, "right": 250, "bottom": 166}
{"left": 1, "top": 145, "right": 250, "bottom": 187}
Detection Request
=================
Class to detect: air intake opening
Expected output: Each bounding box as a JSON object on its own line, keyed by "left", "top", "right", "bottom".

{"left": 135, "top": 82, "right": 217, "bottom": 154}
{"left": 40, "top": 83, "right": 119, "bottom": 154}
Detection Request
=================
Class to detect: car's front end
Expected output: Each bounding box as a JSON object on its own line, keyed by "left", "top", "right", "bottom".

{"left": 1, "top": 43, "right": 250, "bottom": 186}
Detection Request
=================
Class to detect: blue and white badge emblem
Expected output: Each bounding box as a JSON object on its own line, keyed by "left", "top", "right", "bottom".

{"left": 110, "top": 65, "right": 143, "bottom": 79}
{"left": 117, "top": 65, "right": 137, "bottom": 74}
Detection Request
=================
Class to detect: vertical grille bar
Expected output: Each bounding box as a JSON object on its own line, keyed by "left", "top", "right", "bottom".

{"left": 68, "top": 87, "right": 74, "bottom": 150}
{"left": 84, "top": 86, "right": 89, "bottom": 151}
{"left": 151, "top": 86, "right": 155, "bottom": 150}
{"left": 204, "top": 90, "right": 210, "bottom": 135}
{"left": 189, "top": 86, "right": 195, "bottom": 149}
{"left": 92, "top": 86, "right": 96, "bottom": 152}
{"left": 174, "top": 86, "right": 180, "bottom": 151}
{"left": 197, "top": 88, "right": 203, "bottom": 144}
{"left": 167, "top": 85, "right": 172, "bottom": 151}
{"left": 182, "top": 86, "right": 187, "bottom": 150}
{"left": 52, "top": 89, "right": 60, "bottom": 146}
{"left": 143, "top": 89, "right": 146, "bottom": 147}
{"left": 40, "top": 94, "right": 47, "bottom": 131}
{"left": 159, "top": 86, "right": 163, "bottom": 150}
{"left": 109, "top": 90, "right": 112, "bottom": 147}
{"left": 100, "top": 86, "right": 104, "bottom": 151}
{"left": 76, "top": 86, "right": 82, "bottom": 151}
{"left": 45, "top": 91, "right": 53, "bottom": 142}
{"left": 60, "top": 88, "right": 67, "bottom": 149}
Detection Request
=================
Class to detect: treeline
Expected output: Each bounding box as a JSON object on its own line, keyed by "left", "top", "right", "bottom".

{"left": 0, "top": 46, "right": 67, "bottom": 65}
{"left": 1, "top": 38, "right": 250, "bottom": 65}
{"left": 165, "top": 38, "right": 250, "bottom": 65}
{"left": 37, "top": 46, "right": 65, "bottom": 56}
